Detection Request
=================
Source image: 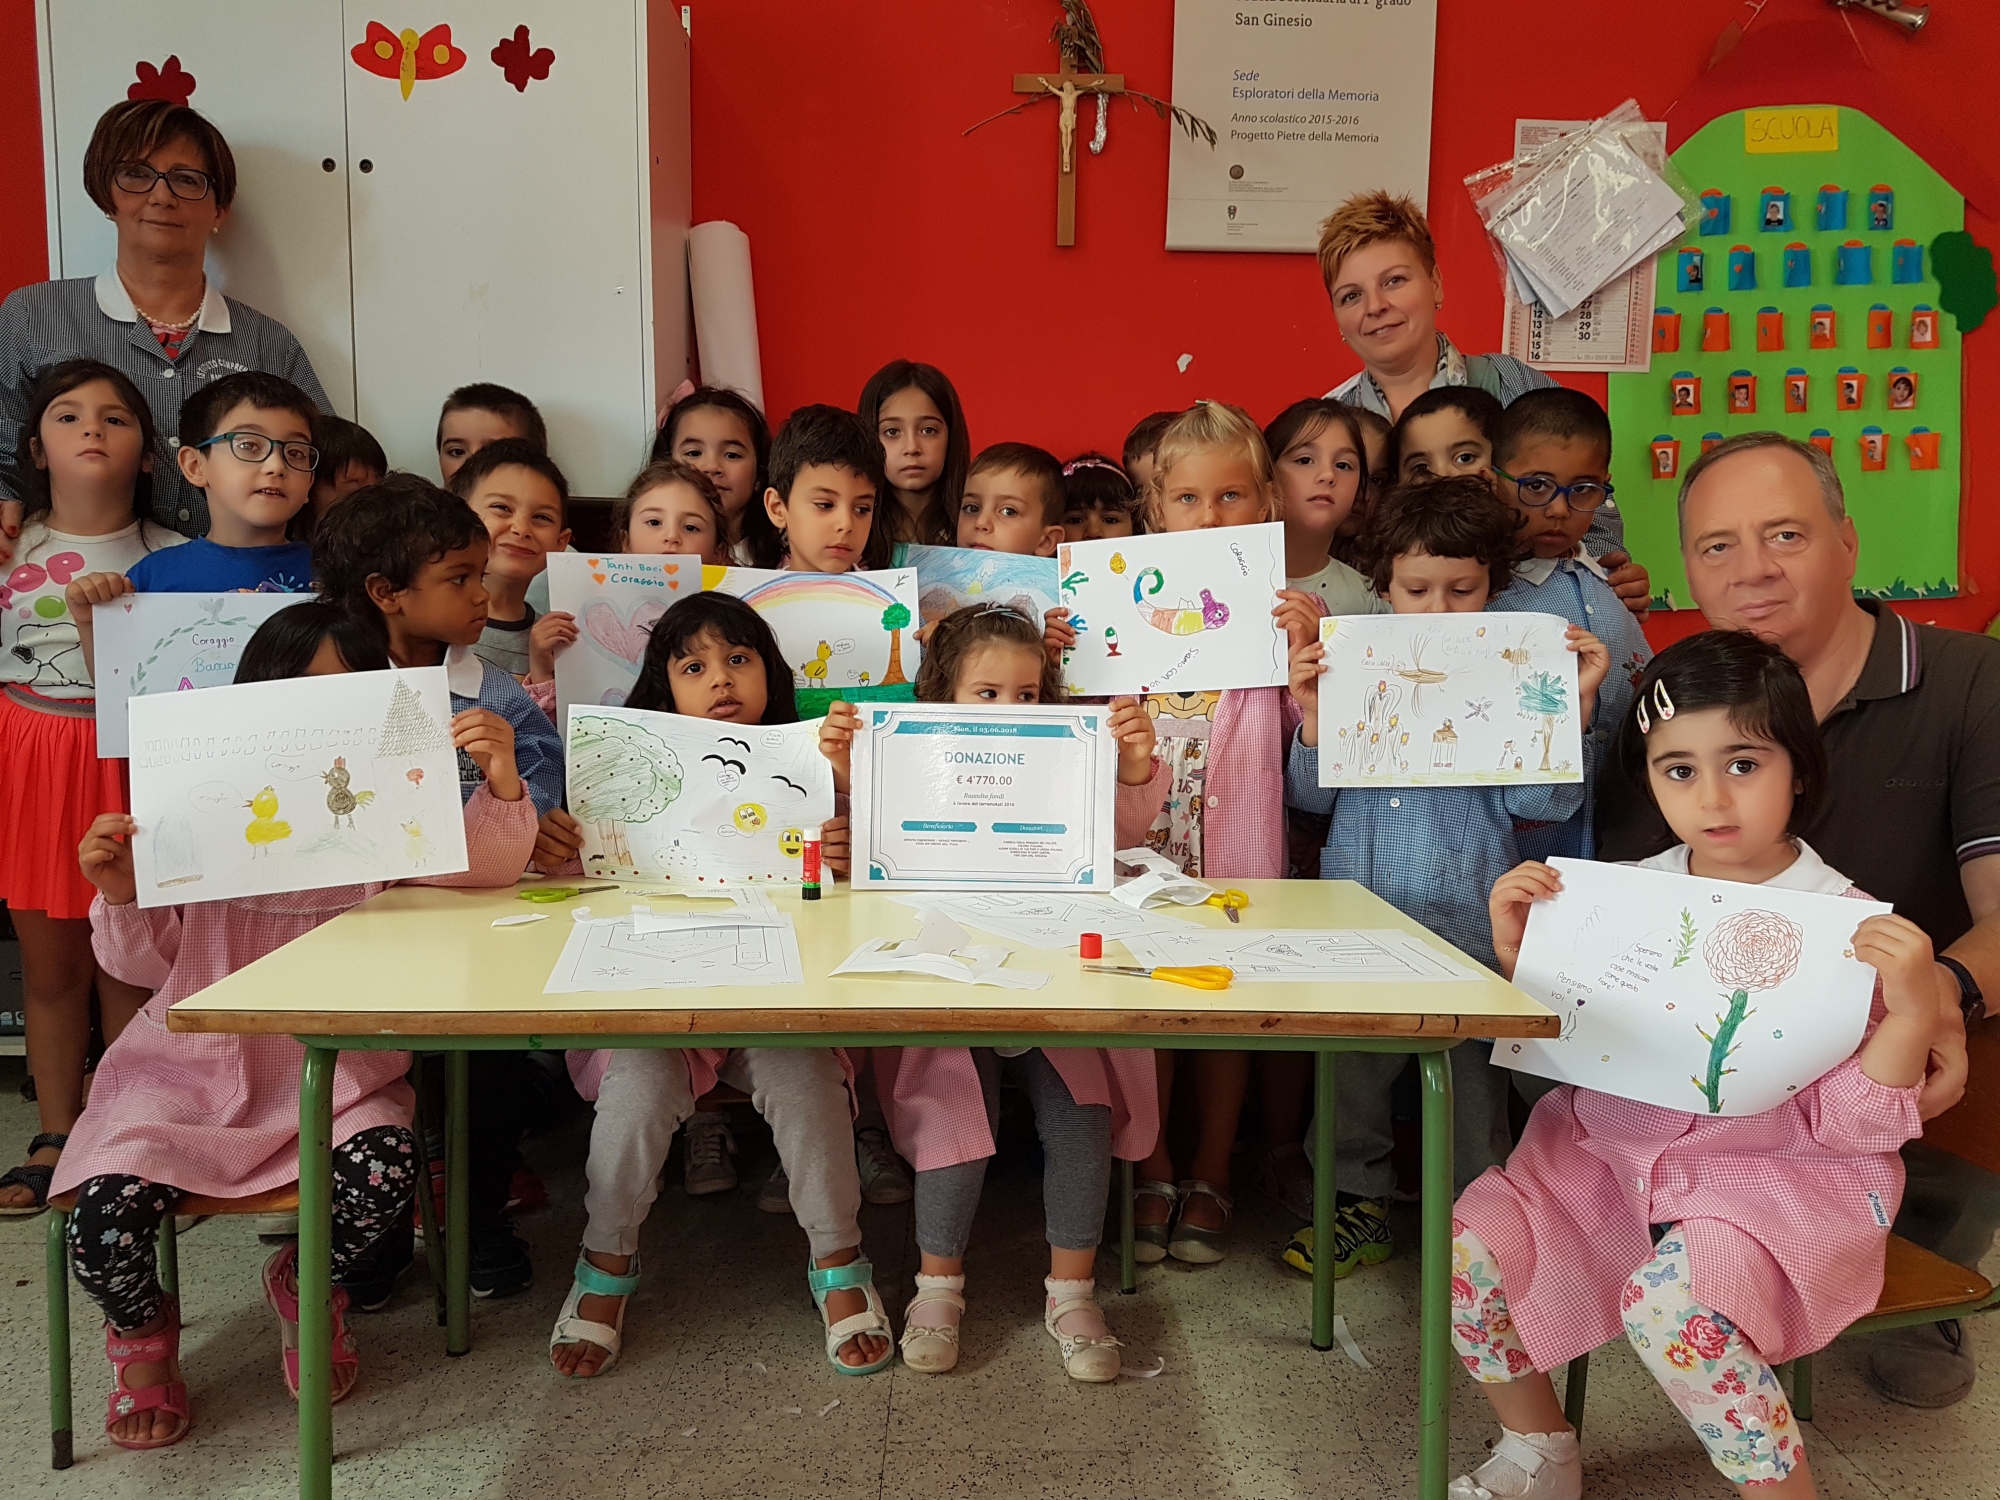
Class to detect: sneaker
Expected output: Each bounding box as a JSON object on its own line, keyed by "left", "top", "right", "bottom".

{"left": 338, "top": 1218, "right": 414, "bottom": 1313}
{"left": 1282, "top": 1197, "right": 1394, "bottom": 1279}
{"left": 757, "top": 1164, "right": 794, "bottom": 1215}
{"left": 855, "top": 1127, "right": 913, "bottom": 1206}
{"left": 470, "top": 1224, "right": 534, "bottom": 1298}
{"left": 683, "top": 1111, "right": 738, "bottom": 1196}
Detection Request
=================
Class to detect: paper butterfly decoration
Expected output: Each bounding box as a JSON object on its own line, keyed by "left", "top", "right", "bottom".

{"left": 351, "top": 22, "right": 468, "bottom": 100}
{"left": 581, "top": 600, "right": 668, "bottom": 667}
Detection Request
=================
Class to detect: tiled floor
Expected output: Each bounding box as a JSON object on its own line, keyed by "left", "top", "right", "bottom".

{"left": 1, "top": 1055, "right": 1995, "bottom": 1498}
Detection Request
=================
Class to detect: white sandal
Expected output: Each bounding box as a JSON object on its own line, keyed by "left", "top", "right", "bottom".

{"left": 808, "top": 1256, "right": 896, "bottom": 1375}
{"left": 900, "top": 1273, "right": 966, "bottom": 1373}
{"left": 549, "top": 1253, "right": 640, "bottom": 1378}
{"left": 1045, "top": 1278, "right": 1123, "bottom": 1383}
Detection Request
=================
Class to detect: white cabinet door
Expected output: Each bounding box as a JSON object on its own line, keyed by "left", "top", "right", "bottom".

{"left": 40, "top": 1, "right": 357, "bottom": 415}
{"left": 343, "top": 3, "right": 651, "bottom": 494}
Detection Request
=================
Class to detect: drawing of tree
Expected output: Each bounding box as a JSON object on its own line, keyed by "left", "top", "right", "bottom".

{"left": 1672, "top": 908, "right": 1698, "bottom": 967}
{"left": 880, "top": 601, "right": 912, "bottom": 686}
{"left": 570, "top": 716, "right": 684, "bottom": 869}
{"left": 1516, "top": 670, "right": 1570, "bottom": 773}
{"left": 377, "top": 677, "right": 451, "bottom": 756}
{"left": 1694, "top": 909, "right": 1804, "bottom": 1113}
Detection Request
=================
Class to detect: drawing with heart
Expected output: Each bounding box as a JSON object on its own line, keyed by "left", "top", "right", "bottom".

{"left": 581, "top": 599, "right": 668, "bottom": 664}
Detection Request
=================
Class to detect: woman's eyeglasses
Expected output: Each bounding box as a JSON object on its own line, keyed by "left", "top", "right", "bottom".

{"left": 112, "top": 162, "right": 215, "bottom": 202}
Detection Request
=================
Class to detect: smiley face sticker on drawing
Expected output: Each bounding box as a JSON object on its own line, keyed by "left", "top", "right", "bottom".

{"left": 778, "top": 829, "right": 805, "bottom": 859}
{"left": 732, "top": 803, "right": 767, "bottom": 834}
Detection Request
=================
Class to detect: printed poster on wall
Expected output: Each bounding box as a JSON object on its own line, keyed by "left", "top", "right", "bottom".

{"left": 1166, "top": 0, "right": 1439, "bottom": 252}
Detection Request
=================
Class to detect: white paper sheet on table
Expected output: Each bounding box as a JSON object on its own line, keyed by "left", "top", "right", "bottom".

{"left": 1494, "top": 858, "right": 1887, "bottom": 1116}
{"left": 1316, "top": 612, "right": 1581, "bottom": 787}
{"left": 1110, "top": 846, "right": 1213, "bottom": 909}
{"left": 632, "top": 888, "right": 788, "bottom": 931}
{"left": 1119, "top": 928, "right": 1485, "bottom": 983}
{"left": 833, "top": 910, "right": 1049, "bottom": 990}
{"left": 544, "top": 911, "right": 803, "bottom": 993}
{"left": 889, "top": 890, "right": 1189, "bottom": 950}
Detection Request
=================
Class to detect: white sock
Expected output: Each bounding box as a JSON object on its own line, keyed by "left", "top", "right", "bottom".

{"left": 1465, "top": 1428, "right": 1580, "bottom": 1498}
{"left": 1045, "top": 1276, "right": 1107, "bottom": 1339}
{"left": 910, "top": 1273, "right": 964, "bottom": 1332}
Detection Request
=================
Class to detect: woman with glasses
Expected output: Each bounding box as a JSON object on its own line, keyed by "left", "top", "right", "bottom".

{"left": 0, "top": 98, "right": 329, "bottom": 548}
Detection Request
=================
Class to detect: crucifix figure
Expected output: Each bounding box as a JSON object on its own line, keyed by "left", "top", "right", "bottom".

{"left": 968, "top": 0, "right": 1215, "bottom": 248}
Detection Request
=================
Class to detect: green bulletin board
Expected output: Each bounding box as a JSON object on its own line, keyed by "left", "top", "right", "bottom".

{"left": 1609, "top": 107, "right": 1963, "bottom": 609}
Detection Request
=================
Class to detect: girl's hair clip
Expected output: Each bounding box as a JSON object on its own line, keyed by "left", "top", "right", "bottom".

{"left": 1653, "top": 679, "right": 1676, "bottom": 722}
{"left": 1061, "top": 456, "right": 1128, "bottom": 479}
{"left": 1635, "top": 697, "right": 1652, "bottom": 735}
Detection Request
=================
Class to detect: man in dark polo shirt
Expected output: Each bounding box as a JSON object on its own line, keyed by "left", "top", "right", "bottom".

{"left": 1602, "top": 432, "right": 1990, "bottom": 1408}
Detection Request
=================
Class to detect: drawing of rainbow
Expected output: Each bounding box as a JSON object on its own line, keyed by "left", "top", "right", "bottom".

{"left": 702, "top": 567, "right": 904, "bottom": 610}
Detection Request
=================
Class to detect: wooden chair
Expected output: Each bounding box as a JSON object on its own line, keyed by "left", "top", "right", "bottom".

{"left": 1564, "top": 1026, "right": 2000, "bottom": 1433}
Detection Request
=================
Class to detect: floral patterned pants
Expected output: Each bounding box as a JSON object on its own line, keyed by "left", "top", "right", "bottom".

{"left": 1452, "top": 1221, "right": 1804, "bottom": 1488}
{"left": 66, "top": 1125, "right": 417, "bottom": 1331}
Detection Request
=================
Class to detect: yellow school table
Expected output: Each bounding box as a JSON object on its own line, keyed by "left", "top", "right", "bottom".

{"left": 155, "top": 878, "right": 1555, "bottom": 1500}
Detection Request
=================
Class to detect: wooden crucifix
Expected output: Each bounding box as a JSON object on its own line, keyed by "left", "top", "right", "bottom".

{"left": 1012, "top": 59, "right": 1123, "bottom": 248}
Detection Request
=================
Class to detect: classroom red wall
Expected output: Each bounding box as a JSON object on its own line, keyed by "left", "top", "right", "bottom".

{"left": 4, "top": 0, "right": 1991, "bottom": 644}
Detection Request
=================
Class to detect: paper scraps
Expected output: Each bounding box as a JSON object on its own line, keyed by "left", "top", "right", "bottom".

{"left": 832, "top": 910, "right": 1050, "bottom": 990}
{"left": 1110, "top": 847, "right": 1214, "bottom": 909}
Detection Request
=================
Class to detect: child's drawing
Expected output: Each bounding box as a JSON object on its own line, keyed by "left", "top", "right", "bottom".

{"left": 565, "top": 706, "right": 834, "bottom": 886}
{"left": 1058, "top": 524, "right": 1288, "bottom": 697}
{"left": 321, "top": 757, "right": 376, "bottom": 829}
{"left": 127, "top": 667, "right": 467, "bottom": 907}
{"left": 93, "top": 593, "right": 299, "bottom": 756}
{"left": 1496, "top": 858, "right": 1888, "bottom": 1116}
{"left": 895, "top": 544, "right": 1060, "bottom": 629}
{"left": 1694, "top": 909, "right": 1804, "bottom": 1113}
{"left": 546, "top": 551, "right": 699, "bottom": 732}
{"left": 703, "top": 565, "right": 921, "bottom": 719}
{"left": 1317, "top": 612, "right": 1581, "bottom": 788}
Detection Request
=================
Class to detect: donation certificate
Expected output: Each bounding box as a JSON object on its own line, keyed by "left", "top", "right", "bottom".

{"left": 1166, "top": 0, "right": 1439, "bottom": 252}
{"left": 852, "top": 704, "right": 1117, "bottom": 891}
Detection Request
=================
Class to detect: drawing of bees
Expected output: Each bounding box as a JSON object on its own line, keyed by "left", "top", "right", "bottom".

{"left": 1498, "top": 627, "right": 1535, "bottom": 681}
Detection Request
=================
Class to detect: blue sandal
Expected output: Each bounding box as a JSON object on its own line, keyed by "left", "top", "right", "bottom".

{"left": 807, "top": 1256, "right": 896, "bottom": 1376}
{"left": 549, "top": 1253, "right": 641, "bottom": 1378}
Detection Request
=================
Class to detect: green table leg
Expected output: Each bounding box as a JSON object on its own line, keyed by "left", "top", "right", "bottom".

{"left": 446, "top": 1050, "right": 471, "bottom": 1356}
{"left": 1418, "top": 1049, "right": 1455, "bottom": 1500}
{"left": 1119, "top": 1158, "right": 1136, "bottom": 1294}
{"left": 298, "top": 1045, "right": 336, "bottom": 1500}
{"left": 156, "top": 1212, "right": 179, "bottom": 1301}
{"left": 47, "top": 1209, "right": 72, "bottom": 1470}
{"left": 1311, "top": 1048, "right": 1337, "bottom": 1351}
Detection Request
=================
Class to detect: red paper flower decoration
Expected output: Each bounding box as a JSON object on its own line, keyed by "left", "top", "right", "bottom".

{"left": 351, "top": 21, "right": 468, "bottom": 100}
{"left": 491, "top": 25, "right": 555, "bottom": 93}
{"left": 128, "top": 57, "right": 197, "bottom": 109}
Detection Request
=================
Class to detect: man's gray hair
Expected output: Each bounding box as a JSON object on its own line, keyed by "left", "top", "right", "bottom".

{"left": 1676, "top": 431, "right": 1847, "bottom": 543}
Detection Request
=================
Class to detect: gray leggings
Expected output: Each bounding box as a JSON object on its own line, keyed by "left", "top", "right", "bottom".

{"left": 914, "top": 1049, "right": 1112, "bottom": 1258}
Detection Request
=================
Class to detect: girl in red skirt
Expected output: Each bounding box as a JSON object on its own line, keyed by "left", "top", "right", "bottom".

{"left": 0, "top": 360, "right": 187, "bottom": 1213}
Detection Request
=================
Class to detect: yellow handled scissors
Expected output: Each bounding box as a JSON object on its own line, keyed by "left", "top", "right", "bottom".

{"left": 1204, "top": 888, "right": 1249, "bottom": 923}
{"left": 1086, "top": 964, "right": 1235, "bottom": 991}
{"left": 518, "top": 883, "right": 618, "bottom": 903}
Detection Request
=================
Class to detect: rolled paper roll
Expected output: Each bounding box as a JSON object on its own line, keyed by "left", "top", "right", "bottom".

{"left": 1784, "top": 369, "right": 1809, "bottom": 414}
{"left": 1859, "top": 427, "right": 1888, "bottom": 472}
{"left": 1905, "top": 428, "right": 1940, "bottom": 471}
{"left": 1816, "top": 185, "right": 1848, "bottom": 232}
{"left": 1699, "top": 190, "right": 1731, "bottom": 236}
{"left": 1652, "top": 307, "right": 1681, "bottom": 353}
{"left": 688, "top": 220, "right": 767, "bottom": 415}
{"left": 1783, "top": 243, "right": 1812, "bottom": 288}
{"left": 1650, "top": 435, "right": 1681, "bottom": 479}
{"left": 1893, "top": 240, "right": 1924, "bottom": 285}
{"left": 1808, "top": 428, "right": 1834, "bottom": 456}
{"left": 1910, "top": 305, "right": 1940, "bottom": 350}
{"left": 1701, "top": 308, "right": 1731, "bottom": 353}
{"left": 1867, "top": 305, "right": 1893, "bottom": 349}
{"left": 1728, "top": 246, "right": 1757, "bottom": 291}
{"left": 1756, "top": 308, "right": 1784, "bottom": 352}
{"left": 1835, "top": 241, "right": 1873, "bottom": 286}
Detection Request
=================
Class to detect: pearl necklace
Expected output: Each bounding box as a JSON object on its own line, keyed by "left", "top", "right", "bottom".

{"left": 128, "top": 279, "right": 206, "bottom": 332}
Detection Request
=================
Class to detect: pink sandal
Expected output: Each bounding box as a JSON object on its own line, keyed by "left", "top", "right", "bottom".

{"left": 104, "top": 1298, "right": 191, "bottom": 1450}
{"left": 262, "top": 1244, "right": 360, "bottom": 1403}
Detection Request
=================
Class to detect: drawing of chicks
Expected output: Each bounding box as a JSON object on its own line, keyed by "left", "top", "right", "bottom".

{"left": 401, "top": 819, "right": 432, "bottom": 867}
{"left": 244, "top": 787, "right": 292, "bottom": 856}
{"left": 322, "top": 756, "right": 376, "bottom": 829}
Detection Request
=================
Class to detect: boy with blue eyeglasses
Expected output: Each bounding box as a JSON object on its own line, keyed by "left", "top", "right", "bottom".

{"left": 1490, "top": 387, "right": 1652, "bottom": 861}
{"left": 124, "top": 370, "right": 317, "bottom": 593}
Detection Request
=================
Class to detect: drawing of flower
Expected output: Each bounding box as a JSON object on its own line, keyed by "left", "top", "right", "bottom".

{"left": 1693, "top": 909, "right": 1804, "bottom": 1113}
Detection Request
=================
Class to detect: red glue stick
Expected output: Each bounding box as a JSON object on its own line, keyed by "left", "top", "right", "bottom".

{"left": 801, "top": 826, "right": 822, "bottom": 900}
